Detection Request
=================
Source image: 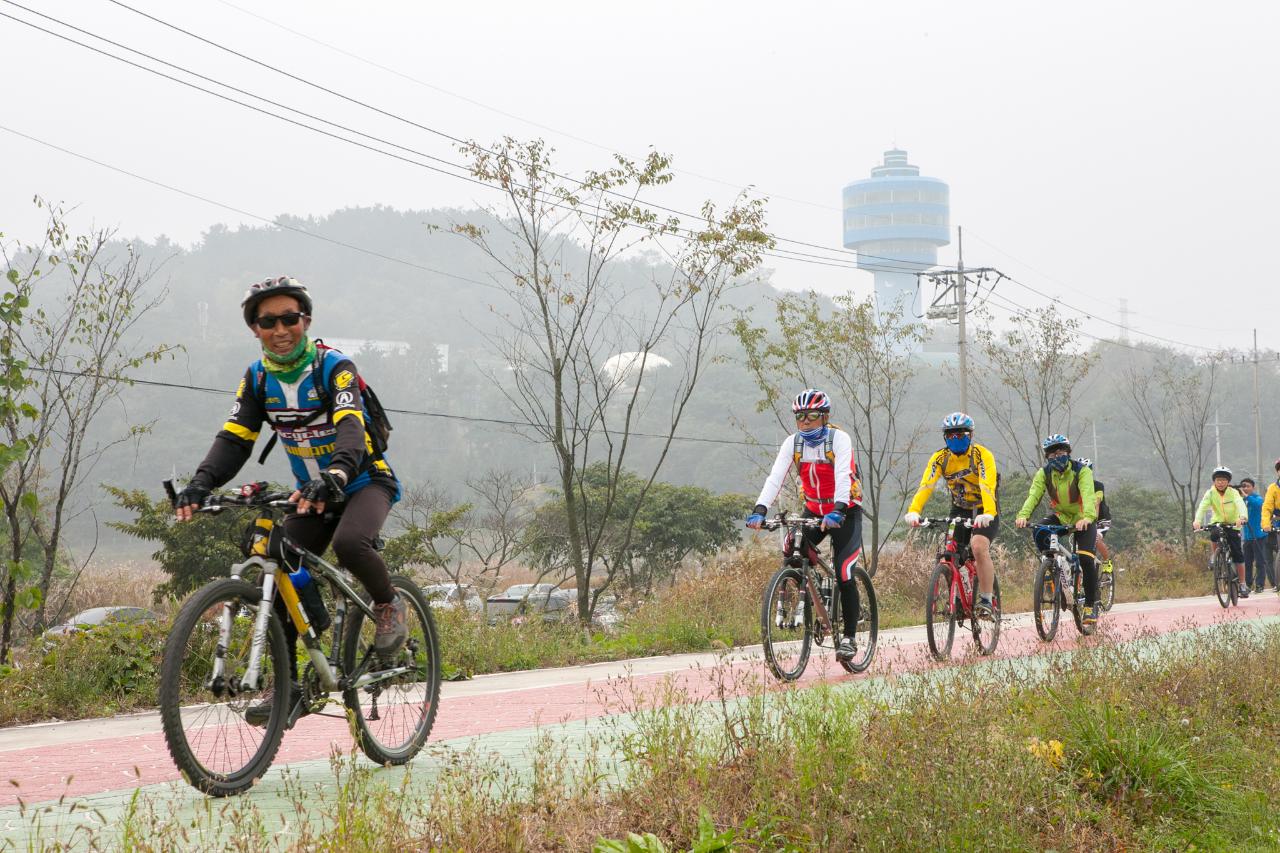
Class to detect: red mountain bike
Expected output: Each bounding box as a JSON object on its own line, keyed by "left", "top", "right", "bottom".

{"left": 920, "top": 516, "right": 1001, "bottom": 660}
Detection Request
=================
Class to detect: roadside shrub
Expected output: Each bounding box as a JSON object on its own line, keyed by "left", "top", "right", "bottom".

{"left": 0, "top": 620, "right": 167, "bottom": 725}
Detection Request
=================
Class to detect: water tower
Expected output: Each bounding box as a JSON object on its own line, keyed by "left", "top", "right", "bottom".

{"left": 842, "top": 149, "right": 950, "bottom": 319}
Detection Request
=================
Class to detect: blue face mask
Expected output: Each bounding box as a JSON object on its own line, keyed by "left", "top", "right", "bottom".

{"left": 944, "top": 434, "right": 972, "bottom": 454}
{"left": 1049, "top": 455, "right": 1071, "bottom": 472}
{"left": 799, "top": 425, "right": 827, "bottom": 444}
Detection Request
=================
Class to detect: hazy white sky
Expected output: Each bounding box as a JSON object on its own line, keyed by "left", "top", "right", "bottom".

{"left": 2, "top": 0, "right": 1277, "bottom": 351}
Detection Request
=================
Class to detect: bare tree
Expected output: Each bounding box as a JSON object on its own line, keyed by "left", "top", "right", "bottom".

{"left": 0, "top": 200, "right": 174, "bottom": 654}
{"left": 971, "top": 306, "right": 1100, "bottom": 475}
{"left": 734, "top": 292, "right": 927, "bottom": 574}
{"left": 453, "top": 137, "right": 771, "bottom": 620}
{"left": 456, "top": 469, "right": 538, "bottom": 607}
{"left": 1120, "top": 347, "right": 1222, "bottom": 550}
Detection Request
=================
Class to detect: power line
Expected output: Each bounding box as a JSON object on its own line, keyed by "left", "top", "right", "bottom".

{"left": 2, "top": 3, "right": 934, "bottom": 279}
{"left": 81, "top": 0, "right": 928, "bottom": 272}
{"left": 210, "top": 0, "right": 845, "bottom": 215}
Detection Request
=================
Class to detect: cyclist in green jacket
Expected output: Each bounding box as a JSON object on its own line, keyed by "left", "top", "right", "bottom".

{"left": 1193, "top": 466, "right": 1248, "bottom": 598}
{"left": 1015, "top": 434, "right": 1101, "bottom": 624}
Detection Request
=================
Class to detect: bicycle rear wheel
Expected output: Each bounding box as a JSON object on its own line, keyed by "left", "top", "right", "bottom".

{"left": 925, "top": 562, "right": 956, "bottom": 661}
{"left": 838, "top": 566, "right": 877, "bottom": 673}
{"left": 159, "top": 578, "right": 290, "bottom": 797}
{"left": 761, "top": 566, "right": 812, "bottom": 681}
{"left": 342, "top": 575, "right": 440, "bottom": 765}
{"left": 972, "top": 576, "right": 1001, "bottom": 656}
{"left": 1032, "top": 559, "right": 1060, "bottom": 642}
{"left": 1099, "top": 563, "right": 1116, "bottom": 612}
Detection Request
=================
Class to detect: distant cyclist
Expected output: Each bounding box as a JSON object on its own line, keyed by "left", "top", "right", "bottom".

{"left": 1194, "top": 466, "right": 1248, "bottom": 598}
{"left": 1262, "top": 459, "right": 1280, "bottom": 583}
{"left": 1077, "top": 459, "right": 1115, "bottom": 575}
{"left": 1015, "top": 434, "right": 1102, "bottom": 625}
{"left": 747, "top": 389, "right": 865, "bottom": 661}
{"left": 904, "top": 412, "right": 1000, "bottom": 618}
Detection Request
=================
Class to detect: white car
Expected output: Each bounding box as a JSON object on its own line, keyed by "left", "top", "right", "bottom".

{"left": 421, "top": 583, "right": 482, "bottom": 613}
{"left": 43, "top": 606, "right": 158, "bottom": 639}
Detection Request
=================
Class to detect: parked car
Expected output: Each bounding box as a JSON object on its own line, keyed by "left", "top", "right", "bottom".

{"left": 485, "top": 583, "right": 574, "bottom": 619}
{"left": 422, "top": 583, "right": 482, "bottom": 613}
{"left": 42, "top": 606, "right": 158, "bottom": 639}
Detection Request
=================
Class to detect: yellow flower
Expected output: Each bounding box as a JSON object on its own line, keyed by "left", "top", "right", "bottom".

{"left": 1026, "top": 737, "right": 1065, "bottom": 769}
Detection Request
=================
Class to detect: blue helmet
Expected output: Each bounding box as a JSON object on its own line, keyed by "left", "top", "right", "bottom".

{"left": 792, "top": 389, "right": 831, "bottom": 414}
{"left": 1042, "top": 434, "right": 1071, "bottom": 455}
{"left": 942, "top": 412, "right": 974, "bottom": 454}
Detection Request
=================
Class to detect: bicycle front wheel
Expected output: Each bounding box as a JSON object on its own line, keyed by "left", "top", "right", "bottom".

{"left": 925, "top": 562, "right": 956, "bottom": 661}
{"left": 1213, "top": 553, "right": 1232, "bottom": 609}
{"left": 839, "top": 566, "right": 878, "bottom": 674}
{"left": 342, "top": 575, "right": 441, "bottom": 765}
{"left": 972, "top": 576, "right": 1001, "bottom": 656}
{"left": 1032, "top": 559, "right": 1060, "bottom": 642}
{"left": 761, "top": 566, "right": 812, "bottom": 681}
{"left": 159, "top": 578, "right": 291, "bottom": 797}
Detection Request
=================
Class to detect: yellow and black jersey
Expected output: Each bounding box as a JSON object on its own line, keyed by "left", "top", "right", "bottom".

{"left": 907, "top": 444, "right": 999, "bottom": 516}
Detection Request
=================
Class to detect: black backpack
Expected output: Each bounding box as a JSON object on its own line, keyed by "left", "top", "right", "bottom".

{"left": 253, "top": 341, "right": 393, "bottom": 469}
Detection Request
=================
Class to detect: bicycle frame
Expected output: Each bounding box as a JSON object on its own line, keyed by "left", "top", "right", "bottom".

{"left": 778, "top": 518, "right": 838, "bottom": 639}
{"left": 213, "top": 520, "right": 402, "bottom": 696}
{"left": 927, "top": 517, "right": 979, "bottom": 617}
{"left": 1035, "top": 526, "right": 1083, "bottom": 603}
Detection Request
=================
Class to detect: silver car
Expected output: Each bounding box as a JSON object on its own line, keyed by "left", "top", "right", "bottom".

{"left": 485, "top": 583, "right": 574, "bottom": 619}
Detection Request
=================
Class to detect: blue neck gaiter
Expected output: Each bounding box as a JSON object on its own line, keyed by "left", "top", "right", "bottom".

{"left": 799, "top": 425, "right": 828, "bottom": 445}
{"left": 1049, "top": 455, "right": 1071, "bottom": 472}
{"left": 945, "top": 434, "right": 972, "bottom": 454}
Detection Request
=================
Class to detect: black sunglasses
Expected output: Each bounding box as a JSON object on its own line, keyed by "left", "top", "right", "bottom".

{"left": 255, "top": 311, "right": 308, "bottom": 330}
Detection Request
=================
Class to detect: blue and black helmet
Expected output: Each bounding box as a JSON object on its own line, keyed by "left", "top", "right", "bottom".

{"left": 941, "top": 412, "right": 974, "bottom": 432}
{"left": 1042, "top": 434, "right": 1071, "bottom": 456}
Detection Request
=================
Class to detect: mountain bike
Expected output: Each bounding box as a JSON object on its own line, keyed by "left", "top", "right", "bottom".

{"left": 918, "top": 517, "right": 1001, "bottom": 660}
{"left": 1096, "top": 520, "right": 1116, "bottom": 612}
{"left": 158, "top": 480, "right": 441, "bottom": 796}
{"left": 760, "top": 513, "right": 878, "bottom": 681}
{"left": 1200, "top": 522, "right": 1240, "bottom": 609}
{"left": 1029, "top": 524, "right": 1095, "bottom": 641}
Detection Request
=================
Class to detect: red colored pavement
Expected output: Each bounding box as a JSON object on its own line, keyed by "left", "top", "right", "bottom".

{"left": 1, "top": 594, "right": 1275, "bottom": 806}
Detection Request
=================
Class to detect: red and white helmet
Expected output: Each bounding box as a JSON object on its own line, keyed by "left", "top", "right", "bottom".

{"left": 792, "top": 389, "right": 830, "bottom": 414}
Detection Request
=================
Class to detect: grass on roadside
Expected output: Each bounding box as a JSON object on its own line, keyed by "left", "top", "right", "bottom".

{"left": 16, "top": 617, "right": 1280, "bottom": 850}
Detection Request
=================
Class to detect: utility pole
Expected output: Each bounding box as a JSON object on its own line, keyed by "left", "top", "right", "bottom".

{"left": 1209, "top": 410, "right": 1229, "bottom": 468}
{"left": 918, "top": 225, "right": 1006, "bottom": 414}
{"left": 1091, "top": 421, "right": 1100, "bottom": 468}
{"left": 1118, "top": 299, "right": 1131, "bottom": 345}
{"left": 1254, "top": 329, "right": 1262, "bottom": 477}
{"left": 956, "top": 227, "right": 967, "bottom": 411}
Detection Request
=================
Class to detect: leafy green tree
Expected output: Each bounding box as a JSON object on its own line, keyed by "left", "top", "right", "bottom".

{"left": 107, "top": 487, "right": 246, "bottom": 601}
{"left": 527, "top": 463, "right": 743, "bottom": 601}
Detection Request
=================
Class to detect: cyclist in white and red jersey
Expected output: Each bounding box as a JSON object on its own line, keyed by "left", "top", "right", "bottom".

{"left": 747, "top": 389, "right": 865, "bottom": 660}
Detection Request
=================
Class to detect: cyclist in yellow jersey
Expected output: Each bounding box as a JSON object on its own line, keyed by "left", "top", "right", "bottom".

{"left": 904, "top": 412, "right": 1000, "bottom": 619}
{"left": 1193, "top": 466, "right": 1248, "bottom": 598}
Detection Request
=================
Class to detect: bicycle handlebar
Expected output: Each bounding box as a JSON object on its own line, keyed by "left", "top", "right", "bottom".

{"left": 164, "top": 479, "right": 296, "bottom": 514}
{"left": 918, "top": 516, "right": 974, "bottom": 529}
{"left": 1030, "top": 523, "right": 1073, "bottom": 534}
{"left": 761, "top": 513, "right": 823, "bottom": 531}
{"left": 1197, "top": 522, "right": 1240, "bottom": 534}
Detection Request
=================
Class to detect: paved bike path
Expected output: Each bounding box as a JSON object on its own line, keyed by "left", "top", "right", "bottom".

{"left": 1, "top": 592, "right": 1276, "bottom": 846}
